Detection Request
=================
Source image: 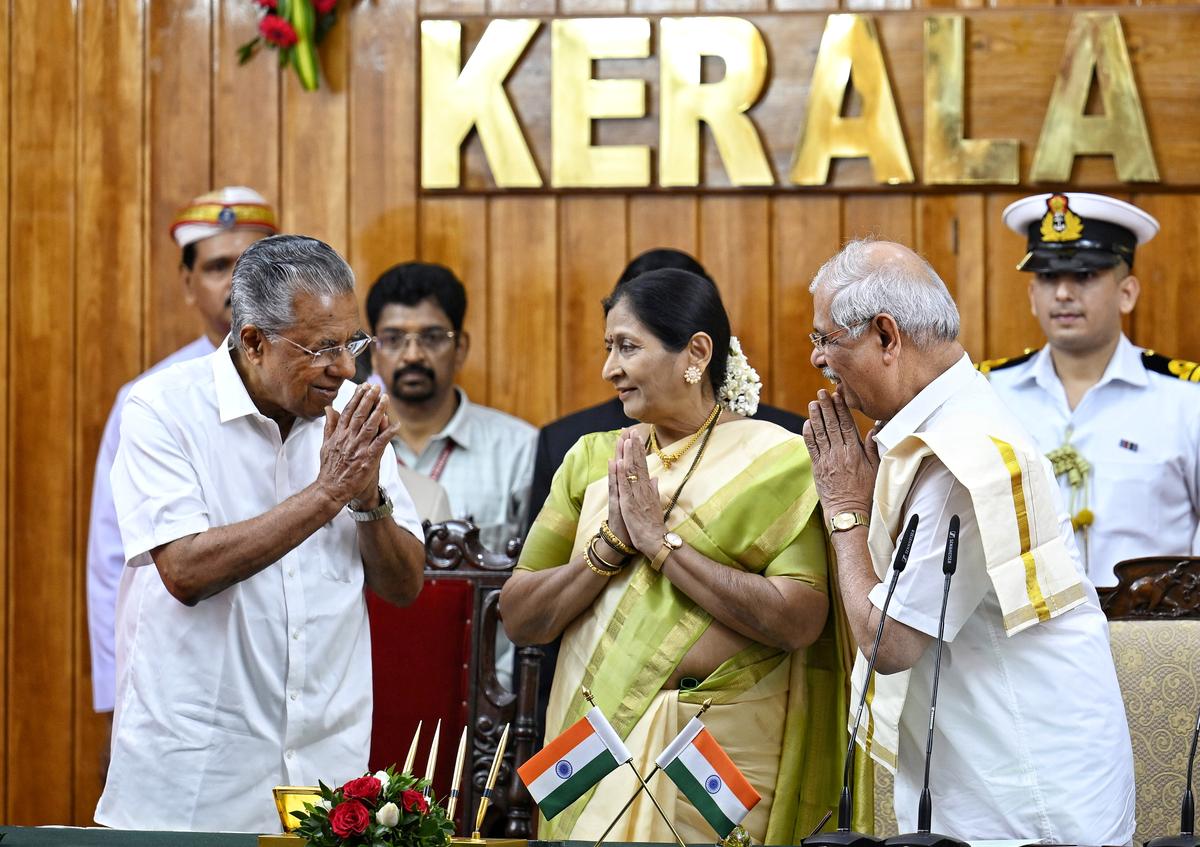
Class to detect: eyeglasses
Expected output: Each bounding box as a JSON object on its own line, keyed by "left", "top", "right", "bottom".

{"left": 271, "top": 332, "right": 374, "bottom": 367}
{"left": 809, "top": 319, "right": 872, "bottom": 350}
{"left": 374, "top": 328, "right": 458, "bottom": 354}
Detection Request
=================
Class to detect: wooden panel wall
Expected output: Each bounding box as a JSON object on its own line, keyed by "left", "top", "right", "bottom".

{"left": 2, "top": 0, "right": 1198, "bottom": 826}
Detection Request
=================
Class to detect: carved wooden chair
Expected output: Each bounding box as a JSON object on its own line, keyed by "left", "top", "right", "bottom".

{"left": 1103, "top": 556, "right": 1200, "bottom": 847}
{"left": 365, "top": 519, "right": 541, "bottom": 837}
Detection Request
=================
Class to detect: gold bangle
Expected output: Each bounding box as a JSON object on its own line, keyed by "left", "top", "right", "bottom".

{"left": 590, "top": 536, "right": 627, "bottom": 570}
{"left": 599, "top": 521, "right": 637, "bottom": 555}
{"left": 584, "top": 546, "right": 619, "bottom": 578}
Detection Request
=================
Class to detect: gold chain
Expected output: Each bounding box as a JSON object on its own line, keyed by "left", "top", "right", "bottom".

{"left": 650, "top": 403, "right": 722, "bottom": 470}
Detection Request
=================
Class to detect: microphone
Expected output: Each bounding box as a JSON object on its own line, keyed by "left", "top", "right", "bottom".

{"left": 885, "top": 516, "right": 969, "bottom": 847}
{"left": 804, "top": 513, "right": 920, "bottom": 847}
{"left": 1146, "top": 703, "right": 1200, "bottom": 847}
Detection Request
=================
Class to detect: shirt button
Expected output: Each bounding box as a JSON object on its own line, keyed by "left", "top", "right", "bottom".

{"left": 292, "top": 629, "right": 300, "bottom": 640}
{"left": 290, "top": 691, "right": 299, "bottom": 701}
{"left": 288, "top": 568, "right": 295, "bottom": 578}
{"left": 286, "top": 750, "right": 295, "bottom": 760}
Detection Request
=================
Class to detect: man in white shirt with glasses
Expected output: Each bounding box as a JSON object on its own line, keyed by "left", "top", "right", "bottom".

{"left": 96, "top": 235, "right": 425, "bottom": 832}
{"left": 86, "top": 186, "right": 276, "bottom": 756}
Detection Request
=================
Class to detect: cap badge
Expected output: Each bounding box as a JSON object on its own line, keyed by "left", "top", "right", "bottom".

{"left": 217, "top": 205, "right": 237, "bottom": 228}
{"left": 1040, "top": 194, "right": 1083, "bottom": 243}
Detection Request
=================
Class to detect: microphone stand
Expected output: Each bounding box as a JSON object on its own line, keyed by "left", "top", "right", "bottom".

{"left": 1147, "top": 704, "right": 1200, "bottom": 847}
{"left": 885, "top": 516, "right": 969, "bottom": 847}
{"left": 805, "top": 513, "right": 921, "bottom": 847}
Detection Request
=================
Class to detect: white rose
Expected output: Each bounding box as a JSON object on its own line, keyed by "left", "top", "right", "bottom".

{"left": 374, "top": 770, "right": 391, "bottom": 791}
{"left": 377, "top": 801, "right": 400, "bottom": 828}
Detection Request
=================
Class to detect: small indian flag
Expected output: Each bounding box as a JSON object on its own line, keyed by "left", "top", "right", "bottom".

{"left": 517, "top": 707, "right": 632, "bottom": 820}
{"left": 655, "top": 717, "right": 761, "bottom": 839}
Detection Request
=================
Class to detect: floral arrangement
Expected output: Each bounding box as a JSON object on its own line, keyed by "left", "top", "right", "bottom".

{"left": 238, "top": 0, "right": 342, "bottom": 92}
{"left": 292, "top": 767, "right": 455, "bottom": 847}
{"left": 718, "top": 336, "right": 762, "bottom": 417}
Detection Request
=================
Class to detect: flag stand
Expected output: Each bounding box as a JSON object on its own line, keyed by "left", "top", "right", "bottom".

{"left": 591, "top": 765, "right": 660, "bottom": 847}
{"left": 588, "top": 697, "right": 713, "bottom": 847}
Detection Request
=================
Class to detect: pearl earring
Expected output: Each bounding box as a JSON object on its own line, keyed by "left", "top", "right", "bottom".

{"left": 683, "top": 366, "right": 702, "bottom": 385}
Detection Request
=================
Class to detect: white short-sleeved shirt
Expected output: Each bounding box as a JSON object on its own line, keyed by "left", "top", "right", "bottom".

{"left": 987, "top": 335, "right": 1200, "bottom": 586}
{"left": 86, "top": 335, "right": 215, "bottom": 713}
{"left": 96, "top": 341, "right": 422, "bottom": 833}
{"left": 868, "top": 356, "right": 1135, "bottom": 844}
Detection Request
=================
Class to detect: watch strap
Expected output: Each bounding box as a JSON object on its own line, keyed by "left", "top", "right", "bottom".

{"left": 348, "top": 486, "right": 394, "bottom": 522}
{"left": 829, "top": 510, "right": 870, "bottom": 533}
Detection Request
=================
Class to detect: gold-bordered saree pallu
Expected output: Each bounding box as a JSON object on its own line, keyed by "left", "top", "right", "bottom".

{"left": 517, "top": 419, "right": 872, "bottom": 843}
{"left": 853, "top": 419, "right": 1087, "bottom": 773}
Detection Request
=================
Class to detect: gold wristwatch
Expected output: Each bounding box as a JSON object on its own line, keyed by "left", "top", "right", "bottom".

{"left": 829, "top": 511, "right": 869, "bottom": 533}
{"left": 650, "top": 532, "right": 683, "bottom": 572}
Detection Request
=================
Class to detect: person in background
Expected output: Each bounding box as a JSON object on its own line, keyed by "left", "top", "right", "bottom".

{"left": 983, "top": 192, "right": 1199, "bottom": 586}
{"left": 366, "top": 261, "right": 536, "bottom": 553}
{"left": 85, "top": 186, "right": 276, "bottom": 778}
{"left": 366, "top": 262, "right": 536, "bottom": 692}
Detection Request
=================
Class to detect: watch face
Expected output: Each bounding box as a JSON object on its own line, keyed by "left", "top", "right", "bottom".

{"left": 833, "top": 513, "right": 856, "bottom": 530}
{"left": 664, "top": 532, "right": 683, "bottom": 549}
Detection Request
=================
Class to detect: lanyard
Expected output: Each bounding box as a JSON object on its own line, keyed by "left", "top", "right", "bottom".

{"left": 398, "top": 440, "right": 456, "bottom": 482}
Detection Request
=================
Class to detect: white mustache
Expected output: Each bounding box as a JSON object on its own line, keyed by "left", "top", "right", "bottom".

{"left": 822, "top": 367, "right": 839, "bottom": 382}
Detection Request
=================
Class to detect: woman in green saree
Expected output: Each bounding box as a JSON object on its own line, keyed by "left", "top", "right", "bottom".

{"left": 500, "top": 269, "right": 867, "bottom": 844}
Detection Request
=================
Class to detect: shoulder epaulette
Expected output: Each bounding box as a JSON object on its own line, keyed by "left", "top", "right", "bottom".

{"left": 1142, "top": 350, "right": 1200, "bottom": 383}
{"left": 976, "top": 348, "right": 1037, "bottom": 375}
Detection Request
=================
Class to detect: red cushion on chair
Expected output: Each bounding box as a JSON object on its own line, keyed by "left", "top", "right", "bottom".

{"left": 367, "top": 579, "right": 472, "bottom": 797}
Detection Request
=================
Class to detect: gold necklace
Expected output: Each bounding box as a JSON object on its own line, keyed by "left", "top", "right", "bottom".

{"left": 650, "top": 403, "right": 721, "bottom": 470}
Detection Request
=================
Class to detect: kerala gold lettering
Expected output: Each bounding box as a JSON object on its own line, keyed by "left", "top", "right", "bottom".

{"left": 924, "top": 16, "right": 1018, "bottom": 185}
{"left": 659, "top": 17, "right": 773, "bottom": 188}
{"left": 420, "top": 19, "right": 542, "bottom": 189}
{"left": 1030, "top": 13, "right": 1158, "bottom": 183}
{"left": 551, "top": 18, "right": 651, "bottom": 188}
{"left": 790, "top": 14, "right": 913, "bottom": 186}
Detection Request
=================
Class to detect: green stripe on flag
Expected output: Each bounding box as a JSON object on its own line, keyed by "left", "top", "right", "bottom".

{"left": 539, "top": 749, "right": 620, "bottom": 819}
{"left": 664, "top": 757, "right": 736, "bottom": 838}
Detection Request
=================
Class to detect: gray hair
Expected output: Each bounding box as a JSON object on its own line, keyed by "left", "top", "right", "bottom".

{"left": 809, "top": 238, "right": 960, "bottom": 347}
{"left": 230, "top": 235, "right": 356, "bottom": 347}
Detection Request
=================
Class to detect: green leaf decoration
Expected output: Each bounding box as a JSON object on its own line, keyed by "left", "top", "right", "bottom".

{"left": 288, "top": 0, "right": 320, "bottom": 91}
{"left": 236, "top": 36, "right": 260, "bottom": 65}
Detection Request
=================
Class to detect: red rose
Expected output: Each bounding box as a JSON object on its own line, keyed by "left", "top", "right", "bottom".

{"left": 341, "top": 775, "right": 382, "bottom": 803}
{"left": 258, "top": 15, "right": 298, "bottom": 48}
{"left": 255, "top": 0, "right": 278, "bottom": 8}
{"left": 401, "top": 789, "right": 428, "bottom": 813}
{"left": 314, "top": 0, "right": 338, "bottom": 13}
{"left": 330, "top": 800, "right": 370, "bottom": 838}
